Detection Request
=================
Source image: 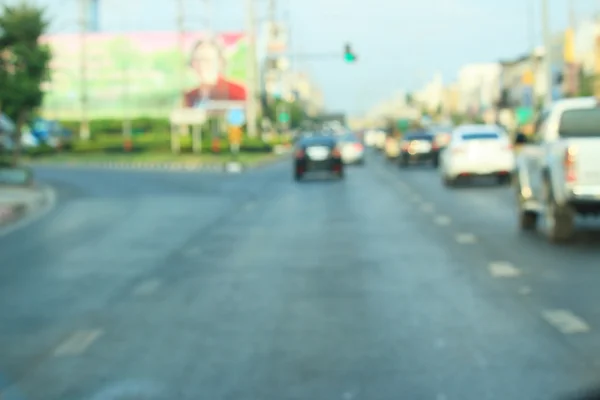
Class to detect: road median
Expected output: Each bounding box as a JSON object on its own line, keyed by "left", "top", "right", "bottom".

{"left": 25, "top": 150, "right": 289, "bottom": 172}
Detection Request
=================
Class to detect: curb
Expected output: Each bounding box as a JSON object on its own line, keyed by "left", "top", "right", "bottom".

{"left": 30, "top": 154, "right": 290, "bottom": 173}
{"left": 0, "top": 203, "right": 26, "bottom": 227}
{"left": 0, "top": 184, "right": 55, "bottom": 230}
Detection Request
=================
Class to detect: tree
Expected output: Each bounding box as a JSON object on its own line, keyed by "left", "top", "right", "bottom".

{"left": 0, "top": 2, "right": 51, "bottom": 163}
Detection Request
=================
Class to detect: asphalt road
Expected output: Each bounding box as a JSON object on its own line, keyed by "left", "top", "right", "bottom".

{"left": 1, "top": 157, "right": 600, "bottom": 400}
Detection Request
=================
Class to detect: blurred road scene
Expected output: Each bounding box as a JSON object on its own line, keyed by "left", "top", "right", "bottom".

{"left": 3, "top": 0, "right": 600, "bottom": 399}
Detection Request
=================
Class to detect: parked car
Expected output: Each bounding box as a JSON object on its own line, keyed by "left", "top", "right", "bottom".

{"left": 31, "top": 118, "right": 74, "bottom": 150}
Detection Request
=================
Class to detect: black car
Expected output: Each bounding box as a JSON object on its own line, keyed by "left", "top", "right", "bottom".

{"left": 294, "top": 134, "right": 344, "bottom": 180}
{"left": 399, "top": 132, "right": 438, "bottom": 167}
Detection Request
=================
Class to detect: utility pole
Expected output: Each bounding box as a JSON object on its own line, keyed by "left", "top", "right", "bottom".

{"left": 541, "top": 0, "right": 553, "bottom": 107}
{"left": 245, "top": 0, "right": 259, "bottom": 138}
{"left": 172, "top": 0, "right": 185, "bottom": 153}
{"left": 177, "top": 0, "right": 185, "bottom": 104}
{"left": 79, "top": 0, "right": 90, "bottom": 140}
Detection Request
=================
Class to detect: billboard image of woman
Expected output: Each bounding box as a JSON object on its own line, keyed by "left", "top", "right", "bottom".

{"left": 183, "top": 37, "right": 247, "bottom": 107}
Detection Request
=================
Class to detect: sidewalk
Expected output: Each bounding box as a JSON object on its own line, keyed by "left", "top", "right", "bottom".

{"left": 0, "top": 185, "right": 53, "bottom": 227}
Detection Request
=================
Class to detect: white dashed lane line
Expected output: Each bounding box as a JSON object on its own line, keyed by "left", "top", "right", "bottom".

{"left": 542, "top": 309, "right": 591, "bottom": 334}
{"left": 518, "top": 285, "right": 532, "bottom": 295}
{"left": 488, "top": 261, "right": 521, "bottom": 278}
{"left": 455, "top": 233, "right": 477, "bottom": 244}
{"left": 420, "top": 203, "right": 435, "bottom": 213}
{"left": 54, "top": 329, "right": 104, "bottom": 356}
{"left": 133, "top": 279, "right": 162, "bottom": 296}
{"left": 434, "top": 215, "right": 451, "bottom": 226}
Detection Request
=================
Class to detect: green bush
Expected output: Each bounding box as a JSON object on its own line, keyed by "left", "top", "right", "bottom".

{"left": 53, "top": 132, "right": 274, "bottom": 155}
{"left": 58, "top": 118, "right": 171, "bottom": 135}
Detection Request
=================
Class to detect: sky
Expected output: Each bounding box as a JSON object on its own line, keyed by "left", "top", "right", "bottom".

{"left": 19, "top": 0, "right": 600, "bottom": 114}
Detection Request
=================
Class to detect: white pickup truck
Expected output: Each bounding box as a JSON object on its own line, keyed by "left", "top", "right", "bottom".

{"left": 515, "top": 97, "right": 600, "bottom": 242}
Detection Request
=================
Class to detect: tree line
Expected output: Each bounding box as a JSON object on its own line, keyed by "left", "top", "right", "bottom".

{"left": 0, "top": 1, "right": 50, "bottom": 162}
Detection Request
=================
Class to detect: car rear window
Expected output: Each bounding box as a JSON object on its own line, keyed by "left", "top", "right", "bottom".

{"left": 559, "top": 109, "right": 600, "bottom": 138}
{"left": 404, "top": 134, "right": 433, "bottom": 141}
{"left": 461, "top": 133, "right": 499, "bottom": 140}
{"left": 298, "top": 136, "right": 336, "bottom": 147}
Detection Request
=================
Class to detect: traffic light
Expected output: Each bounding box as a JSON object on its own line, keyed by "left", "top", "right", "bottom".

{"left": 344, "top": 43, "right": 357, "bottom": 63}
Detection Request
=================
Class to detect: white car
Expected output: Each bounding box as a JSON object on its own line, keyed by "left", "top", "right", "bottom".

{"left": 440, "top": 125, "right": 515, "bottom": 186}
{"left": 338, "top": 132, "right": 365, "bottom": 164}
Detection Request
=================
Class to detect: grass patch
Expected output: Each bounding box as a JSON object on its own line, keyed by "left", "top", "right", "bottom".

{"left": 23, "top": 151, "right": 283, "bottom": 166}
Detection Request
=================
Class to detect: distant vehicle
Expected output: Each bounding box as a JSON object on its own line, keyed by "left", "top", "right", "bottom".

{"left": 293, "top": 134, "right": 344, "bottom": 181}
{"left": 337, "top": 132, "right": 365, "bottom": 165}
{"left": 31, "top": 118, "right": 74, "bottom": 150}
{"left": 384, "top": 134, "right": 401, "bottom": 161}
{"left": 399, "top": 131, "right": 437, "bottom": 167}
{"left": 428, "top": 125, "right": 454, "bottom": 165}
{"left": 440, "top": 124, "right": 514, "bottom": 186}
{"left": 515, "top": 97, "right": 600, "bottom": 242}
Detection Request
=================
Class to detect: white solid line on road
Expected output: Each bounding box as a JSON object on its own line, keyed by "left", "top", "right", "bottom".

{"left": 54, "top": 329, "right": 104, "bottom": 356}
{"left": 519, "top": 286, "right": 532, "bottom": 295}
{"left": 542, "top": 309, "right": 591, "bottom": 334}
{"left": 488, "top": 261, "right": 521, "bottom": 278}
{"left": 133, "top": 279, "right": 162, "bottom": 296}
{"left": 434, "top": 215, "right": 451, "bottom": 226}
{"left": 420, "top": 203, "right": 435, "bottom": 213}
{"left": 455, "top": 233, "right": 477, "bottom": 244}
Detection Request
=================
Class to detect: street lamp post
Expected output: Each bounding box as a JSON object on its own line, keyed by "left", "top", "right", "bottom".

{"left": 79, "top": 0, "right": 90, "bottom": 140}
{"left": 245, "top": 0, "right": 259, "bottom": 138}
{"left": 541, "top": 0, "right": 553, "bottom": 107}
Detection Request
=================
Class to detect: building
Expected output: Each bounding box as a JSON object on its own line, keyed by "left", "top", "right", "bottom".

{"left": 456, "top": 63, "right": 502, "bottom": 115}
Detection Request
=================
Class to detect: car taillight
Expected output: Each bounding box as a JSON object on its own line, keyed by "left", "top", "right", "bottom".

{"left": 401, "top": 142, "right": 409, "bottom": 151}
{"left": 505, "top": 143, "right": 513, "bottom": 151}
{"left": 295, "top": 149, "right": 305, "bottom": 159}
{"left": 354, "top": 142, "right": 364, "bottom": 151}
{"left": 565, "top": 146, "right": 577, "bottom": 182}
{"left": 332, "top": 147, "right": 341, "bottom": 158}
{"left": 432, "top": 142, "right": 439, "bottom": 150}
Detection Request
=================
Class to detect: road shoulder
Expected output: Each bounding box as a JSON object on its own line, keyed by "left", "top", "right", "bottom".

{"left": 0, "top": 184, "right": 56, "bottom": 234}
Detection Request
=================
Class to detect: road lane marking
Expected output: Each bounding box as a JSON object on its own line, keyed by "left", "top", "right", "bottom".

{"left": 542, "top": 309, "right": 590, "bottom": 334}
{"left": 54, "top": 329, "right": 104, "bottom": 356}
{"left": 518, "top": 286, "right": 532, "bottom": 295}
{"left": 420, "top": 203, "right": 435, "bottom": 213}
{"left": 434, "top": 215, "right": 451, "bottom": 226}
{"left": 488, "top": 262, "right": 521, "bottom": 278}
{"left": 133, "top": 279, "right": 162, "bottom": 296}
{"left": 455, "top": 233, "right": 477, "bottom": 244}
{"left": 244, "top": 202, "right": 256, "bottom": 211}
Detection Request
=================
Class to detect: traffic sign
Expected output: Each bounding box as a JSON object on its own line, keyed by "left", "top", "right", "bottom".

{"left": 228, "top": 126, "right": 243, "bottom": 145}
{"left": 278, "top": 112, "right": 290, "bottom": 124}
{"left": 226, "top": 108, "right": 246, "bottom": 126}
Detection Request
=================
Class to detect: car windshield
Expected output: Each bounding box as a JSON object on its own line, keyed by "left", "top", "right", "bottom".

{"left": 339, "top": 133, "right": 358, "bottom": 142}
{"left": 559, "top": 108, "right": 600, "bottom": 138}
{"left": 461, "top": 133, "right": 499, "bottom": 140}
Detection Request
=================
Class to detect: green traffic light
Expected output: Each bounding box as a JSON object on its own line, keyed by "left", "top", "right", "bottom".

{"left": 344, "top": 53, "right": 356, "bottom": 62}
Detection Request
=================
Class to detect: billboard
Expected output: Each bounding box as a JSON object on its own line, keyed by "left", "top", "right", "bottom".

{"left": 40, "top": 32, "right": 248, "bottom": 118}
